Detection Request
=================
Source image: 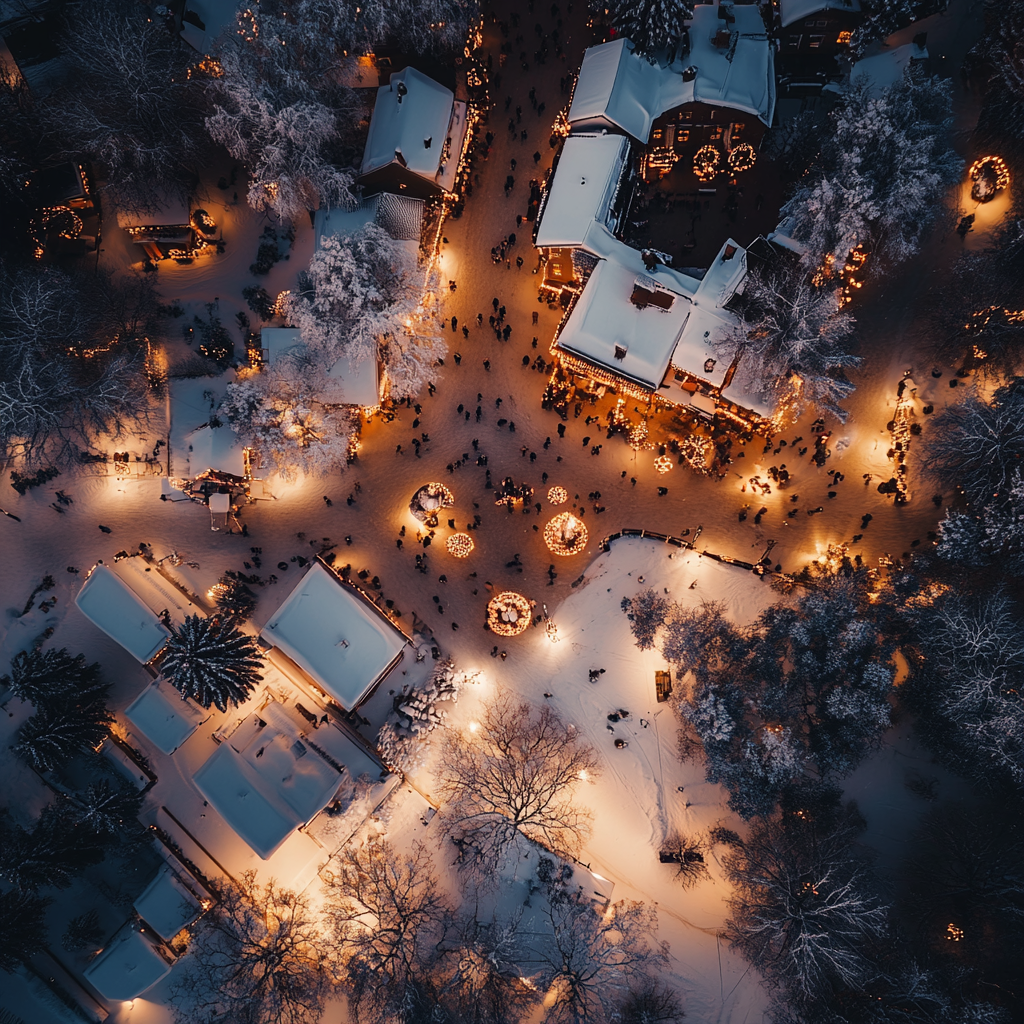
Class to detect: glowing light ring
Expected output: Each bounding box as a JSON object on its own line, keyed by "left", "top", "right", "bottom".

{"left": 693, "top": 146, "right": 720, "bottom": 182}
{"left": 547, "top": 486, "right": 568, "bottom": 505}
{"left": 410, "top": 482, "right": 455, "bottom": 523}
{"left": 487, "top": 591, "right": 532, "bottom": 636}
{"left": 446, "top": 532, "right": 474, "bottom": 557}
{"left": 654, "top": 455, "right": 674, "bottom": 474}
{"left": 544, "top": 511, "right": 589, "bottom": 556}
{"left": 968, "top": 156, "right": 1010, "bottom": 203}
{"left": 727, "top": 143, "right": 757, "bottom": 173}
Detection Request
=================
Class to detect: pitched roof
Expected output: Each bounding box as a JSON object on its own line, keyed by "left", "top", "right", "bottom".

{"left": 779, "top": 0, "right": 860, "bottom": 28}
{"left": 75, "top": 565, "right": 171, "bottom": 663}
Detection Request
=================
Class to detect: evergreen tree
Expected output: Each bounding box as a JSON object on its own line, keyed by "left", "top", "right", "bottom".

{"left": 211, "top": 571, "right": 259, "bottom": 626}
{"left": 160, "top": 615, "right": 263, "bottom": 712}
{"left": 66, "top": 779, "right": 146, "bottom": 848}
{"left": 0, "top": 888, "right": 50, "bottom": 972}
{"left": 0, "top": 803, "right": 105, "bottom": 892}
{"left": 2, "top": 647, "right": 108, "bottom": 710}
{"left": 13, "top": 700, "right": 112, "bottom": 774}
{"left": 596, "top": 0, "right": 692, "bottom": 59}
{"left": 62, "top": 909, "right": 104, "bottom": 952}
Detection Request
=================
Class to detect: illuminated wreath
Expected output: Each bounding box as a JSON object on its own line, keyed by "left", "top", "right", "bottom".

{"left": 445, "top": 532, "right": 474, "bottom": 557}
{"left": 969, "top": 156, "right": 1010, "bottom": 203}
{"left": 409, "top": 482, "right": 454, "bottom": 525}
{"left": 487, "top": 591, "right": 532, "bottom": 636}
{"left": 547, "top": 486, "right": 568, "bottom": 505}
{"left": 693, "top": 145, "right": 720, "bottom": 182}
{"left": 654, "top": 455, "right": 674, "bottom": 474}
{"left": 544, "top": 511, "right": 589, "bottom": 556}
{"left": 727, "top": 143, "right": 757, "bottom": 173}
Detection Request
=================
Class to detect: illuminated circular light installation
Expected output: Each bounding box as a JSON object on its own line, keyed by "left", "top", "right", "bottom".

{"left": 410, "top": 482, "right": 454, "bottom": 525}
{"left": 693, "top": 145, "right": 720, "bottom": 182}
{"left": 544, "top": 511, "right": 589, "bottom": 556}
{"left": 654, "top": 454, "right": 674, "bottom": 474}
{"left": 727, "top": 143, "right": 757, "bottom": 173}
{"left": 969, "top": 156, "right": 1010, "bottom": 203}
{"left": 487, "top": 591, "right": 532, "bottom": 636}
{"left": 547, "top": 486, "right": 568, "bottom": 505}
{"left": 446, "top": 532, "right": 474, "bottom": 558}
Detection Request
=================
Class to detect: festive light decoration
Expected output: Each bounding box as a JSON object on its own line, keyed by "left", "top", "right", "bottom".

{"left": 446, "top": 532, "right": 474, "bottom": 558}
{"left": 679, "top": 433, "right": 712, "bottom": 473}
{"left": 968, "top": 156, "right": 1009, "bottom": 203}
{"left": 546, "top": 619, "right": 560, "bottom": 642}
{"left": 410, "top": 482, "right": 454, "bottom": 525}
{"left": 487, "top": 591, "right": 532, "bottom": 636}
{"left": 547, "top": 486, "right": 568, "bottom": 504}
{"left": 654, "top": 454, "right": 674, "bottom": 474}
{"left": 693, "top": 145, "right": 720, "bottom": 182}
{"left": 945, "top": 923, "right": 964, "bottom": 942}
{"left": 544, "top": 511, "right": 588, "bottom": 556}
{"left": 727, "top": 143, "right": 757, "bottom": 173}
{"left": 628, "top": 421, "right": 651, "bottom": 450}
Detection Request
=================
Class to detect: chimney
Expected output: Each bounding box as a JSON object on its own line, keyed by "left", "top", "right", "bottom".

{"left": 424, "top": 136, "right": 433, "bottom": 149}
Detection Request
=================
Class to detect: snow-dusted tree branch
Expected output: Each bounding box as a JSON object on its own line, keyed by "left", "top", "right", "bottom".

{"left": 171, "top": 872, "right": 331, "bottom": 1024}
{"left": 437, "top": 693, "right": 601, "bottom": 866}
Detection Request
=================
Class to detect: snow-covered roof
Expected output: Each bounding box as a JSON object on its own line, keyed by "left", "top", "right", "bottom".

{"left": 179, "top": 0, "right": 238, "bottom": 52}
{"left": 324, "top": 351, "right": 380, "bottom": 408}
{"left": 112, "top": 557, "right": 204, "bottom": 629}
{"left": 114, "top": 193, "right": 190, "bottom": 229}
{"left": 83, "top": 927, "right": 171, "bottom": 1001}
{"left": 260, "top": 327, "right": 303, "bottom": 363}
{"left": 260, "top": 563, "right": 407, "bottom": 711}
{"left": 779, "top": 0, "right": 860, "bottom": 28}
{"left": 360, "top": 67, "right": 456, "bottom": 183}
{"left": 192, "top": 702, "right": 342, "bottom": 858}
{"left": 556, "top": 232, "right": 745, "bottom": 391}
{"left": 535, "top": 134, "right": 631, "bottom": 249}
{"left": 185, "top": 422, "right": 246, "bottom": 478}
{"left": 75, "top": 565, "right": 171, "bottom": 664}
{"left": 850, "top": 40, "right": 927, "bottom": 97}
{"left": 316, "top": 193, "right": 425, "bottom": 250}
{"left": 570, "top": 9, "right": 774, "bottom": 142}
{"left": 133, "top": 866, "right": 203, "bottom": 943}
{"left": 125, "top": 680, "right": 209, "bottom": 756}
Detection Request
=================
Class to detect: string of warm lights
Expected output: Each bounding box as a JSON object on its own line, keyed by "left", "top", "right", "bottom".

{"left": 544, "top": 511, "right": 588, "bottom": 556}
{"left": 968, "top": 155, "right": 1009, "bottom": 203}
{"left": 547, "top": 486, "right": 568, "bottom": 504}
{"left": 445, "top": 532, "right": 474, "bottom": 557}
{"left": 727, "top": 143, "right": 756, "bottom": 173}
{"left": 487, "top": 592, "right": 532, "bottom": 636}
{"left": 693, "top": 145, "right": 720, "bottom": 182}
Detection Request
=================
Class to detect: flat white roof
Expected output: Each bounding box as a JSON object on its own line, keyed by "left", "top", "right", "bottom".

{"left": 535, "top": 134, "right": 631, "bottom": 249}
{"left": 360, "top": 67, "right": 455, "bottom": 182}
{"left": 260, "top": 327, "right": 303, "bottom": 363}
{"left": 780, "top": 0, "right": 860, "bottom": 28}
{"left": 125, "top": 680, "right": 209, "bottom": 755}
{"left": 185, "top": 422, "right": 246, "bottom": 477}
{"left": 83, "top": 927, "right": 171, "bottom": 1001}
{"left": 112, "top": 557, "right": 204, "bottom": 629}
{"left": 569, "top": 8, "right": 775, "bottom": 142}
{"left": 115, "top": 194, "right": 190, "bottom": 229}
{"left": 261, "top": 563, "right": 406, "bottom": 710}
{"left": 133, "top": 866, "right": 203, "bottom": 943}
{"left": 193, "top": 703, "right": 342, "bottom": 858}
{"left": 75, "top": 565, "right": 170, "bottom": 663}
{"left": 325, "top": 351, "right": 381, "bottom": 408}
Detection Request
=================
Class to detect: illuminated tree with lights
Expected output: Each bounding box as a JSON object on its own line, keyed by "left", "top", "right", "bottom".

{"left": 437, "top": 693, "right": 601, "bottom": 866}
{"left": 171, "top": 872, "right": 331, "bottom": 1024}
{"left": 160, "top": 615, "right": 264, "bottom": 712}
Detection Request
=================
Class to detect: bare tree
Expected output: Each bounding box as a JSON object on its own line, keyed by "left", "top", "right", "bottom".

{"left": 325, "top": 840, "right": 451, "bottom": 1023}
{"left": 724, "top": 798, "right": 888, "bottom": 1007}
{"left": 523, "top": 890, "right": 669, "bottom": 1024}
{"left": 617, "top": 978, "right": 686, "bottom": 1024}
{"left": 170, "top": 872, "right": 331, "bottom": 1024}
{"left": 437, "top": 693, "right": 601, "bottom": 866}
{"left": 660, "top": 830, "right": 710, "bottom": 889}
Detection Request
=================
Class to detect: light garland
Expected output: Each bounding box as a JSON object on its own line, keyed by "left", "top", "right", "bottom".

{"left": 968, "top": 155, "right": 1010, "bottom": 203}
{"left": 654, "top": 454, "right": 674, "bottom": 474}
{"left": 445, "top": 532, "right": 474, "bottom": 557}
{"left": 693, "top": 145, "right": 720, "bottom": 182}
{"left": 727, "top": 143, "right": 757, "bottom": 173}
{"left": 487, "top": 591, "right": 532, "bottom": 636}
{"left": 547, "top": 486, "right": 568, "bottom": 504}
{"left": 410, "top": 482, "right": 454, "bottom": 525}
{"left": 628, "top": 421, "right": 651, "bottom": 450}
{"left": 679, "top": 433, "right": 712, "bottom": 473}
{"left": 544, "top": 511, "right": 588, "bottom": 556}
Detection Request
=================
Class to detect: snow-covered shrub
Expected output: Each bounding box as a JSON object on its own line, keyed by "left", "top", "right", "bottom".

{"left": 621, "top": 588, "right": 670, "bottom": 650}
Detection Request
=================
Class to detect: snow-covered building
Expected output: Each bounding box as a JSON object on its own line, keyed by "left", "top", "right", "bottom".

{"left": 133, "top": 864, "right": 206, "bottom": 943}
{"left": 849, "top": 39, "right": 929, "bottom": 97}
{"left": 534, "top": 133, "right": 634, "bottom": 251}
{"left": 357, "top": 67, "right": 470, "bottom": 199}
{"left": 125, "top": 678, "right": 210, "bottom": 756}
{"left": 184, "top": 421, "right": 248, "bottom": 480}
{"left": 553, "top": 230, "right": 762, "bottom": 420}
{"left": 315, "top": 192, "right": 424, "bottom": 254}
{"left": 261, "top": 561, "right": 410, "bottom": 712}
{"left": 75, "top": 564, "right": 172, "bottom": 664}
{"left": 83, "top": 925, "right": 173, "bottom": 1001}
{"left": 778, "top": 0, "right": 861, "bottom": 55}
{"left": 116, "top": 193, "right": 216, "bottom": 262}
{"left": 569, "top": 5, "right": 775, "bottom": 154}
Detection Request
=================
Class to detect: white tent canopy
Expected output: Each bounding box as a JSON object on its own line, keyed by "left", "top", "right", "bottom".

{"left": 75, "top": 565, "right": 170, "bottom": 663}
{"left": 83, "top": 927, "right": 171, "bottom": 1000}
{"left": 535, "top": 134, "right": 631, "bottom": 249}
{"left": 125, "top": 680, "right": 209, "bottom": 756}
{"left": 133, "top": 866, "right": 204, "bottom": 943}
{"left": 261, "top": 563, "right": 407, "bottom": 710}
